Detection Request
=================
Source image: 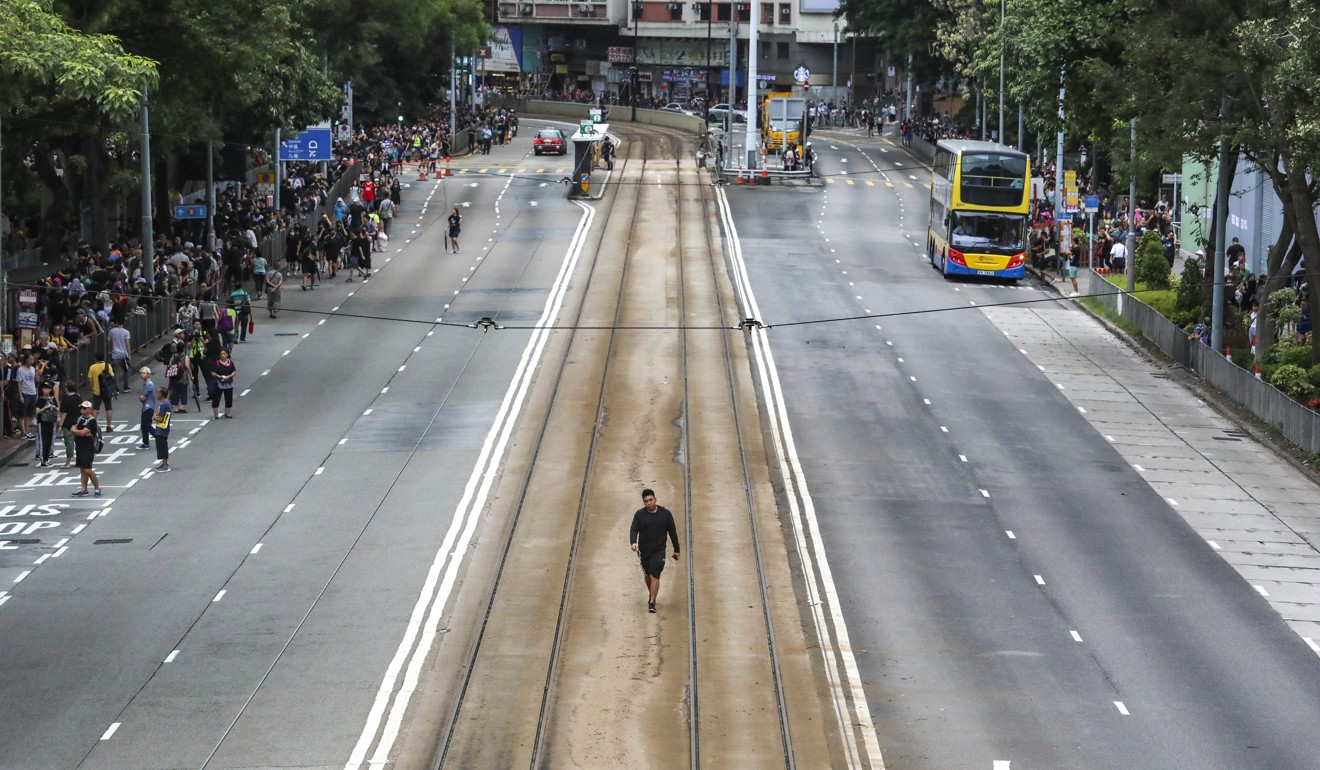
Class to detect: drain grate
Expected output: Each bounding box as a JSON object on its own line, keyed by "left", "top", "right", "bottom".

{"left": 1211, "top": 436, "right": 1242, "bottom": 442}
{"left": 93, "top": 539, "right": 132, "bottom": 545}
{"left": 274, "top": 332, "right": 301, "bottom": 337}
{"left": 4, "top": 539, "right": 40, "bottom": 545}
{"left": 1150, "top": 372, "right": 1171, "bottom": 379}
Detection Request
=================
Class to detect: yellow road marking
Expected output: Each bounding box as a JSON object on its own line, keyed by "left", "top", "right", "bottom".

{"left": 885, "top": 181, "right": 895, "bottom": 187}
{"left": 865, "top": 180, "right": 875, "bottom": 187}
{"left": 846, "top": 179, "right": 855, "bottom": 185}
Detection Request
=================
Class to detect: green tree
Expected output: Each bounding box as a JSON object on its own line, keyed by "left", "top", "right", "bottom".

{"left": 1135, "top": 230, "right": 1171, "bottom": 290}
{"left": 0, "top": 0, "right": 157, "bottom": 259}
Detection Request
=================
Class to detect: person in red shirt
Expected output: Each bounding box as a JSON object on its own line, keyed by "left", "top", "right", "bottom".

{"left": 362, "top": 180, "right": 376, "bottom": 212}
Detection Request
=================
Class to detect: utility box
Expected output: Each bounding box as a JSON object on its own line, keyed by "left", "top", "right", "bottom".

{"left": 569, "top": 122, "right": 609, "bottom": 199}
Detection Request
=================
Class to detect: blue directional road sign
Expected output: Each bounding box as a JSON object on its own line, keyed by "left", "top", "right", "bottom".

{"left": 279, "top": 128, "right": 333, "bottom": 162}
{"left": 173, "top": 205, "right": 207, "bottom": 220}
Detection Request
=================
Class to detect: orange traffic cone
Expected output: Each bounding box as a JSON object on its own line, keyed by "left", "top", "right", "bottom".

{"left": 761, "top": 166, "right": 769, "bottom": 184}
{"left": 418, "top": 164, "right": 428, "bottom": 181}
{"left": 1255, "top": 363, "right": 1262, "bottom": 380}
{"left": 444, "top": 157, "right": 453, "bottom": 177}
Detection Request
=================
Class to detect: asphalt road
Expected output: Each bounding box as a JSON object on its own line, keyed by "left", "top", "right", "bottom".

{"left": 0, "top": 130, "right": 590, "bottom": 769}
{"left": 721, "top": 132, "right": 1320, "bottom": 769}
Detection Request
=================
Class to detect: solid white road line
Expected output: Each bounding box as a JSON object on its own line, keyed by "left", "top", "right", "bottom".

{"left": 714, "top": 186, "right": 883, "bottom": 770}
{"left": 994, "top": 762, "right": 1011, "bottom": 770}
{"left": 1034, "top": 575, "right": 1045, "bottom": 585}
{"left": 347, "top": 200, "right": 599, "bottom": 770}
{"left": 283, "top": 504, "right": 295, "bottom": 513}
{"left": 100, "top": 723, "right": 120, "bottom": 740}
{"left": 1070, "top": 630, "right": 1083, "bottom": 642}
{"left": 164, "top": 650, "right": 179, "bottom": 663}
{"left": 1114, "top": 701, "right": 1130, "bottom": 715}
{"left": 250, "top": 543, "right": 263, "bottom": 554}
{"left": 1006, "top": 531, "right": 1015, "bottom": 539}
{"left": 213, "top": 590, "right": 226, "bottom": 602}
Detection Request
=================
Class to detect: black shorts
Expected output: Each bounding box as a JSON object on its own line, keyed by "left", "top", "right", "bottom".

{"left": 639, "top": 551, "right": 666, "bottom": 579}
{"left": 75, "top": 447, "right": 94, "bottom": 469}
{"left": 92, "top": 393, "right": 112, "bottom": 411}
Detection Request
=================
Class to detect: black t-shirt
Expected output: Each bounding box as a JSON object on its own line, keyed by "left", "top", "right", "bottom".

{"left": 58, "top": 393, "right": 80, "bottom": 430}
{"left": 448, "top": 213, "right": 461, "bottom": 233}
{"left": 74, "top": 414, "right": 98, "bottom": 450}
{"left": 629, "top": 506, "right": 680, "bottom": 556}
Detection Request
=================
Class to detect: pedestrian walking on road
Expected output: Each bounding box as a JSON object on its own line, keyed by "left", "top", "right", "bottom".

{"left": 136, "top": 366, "right": 157, "bottom": 450}
{"left": 58, "top": 381, "right": 80, "bottom": 468}
{"left": 629, "top": 488, "right": 681, "bottom": 614}
{"left": 107, "top": 319, "right": 132, "bottom": 392}
{"left": 447, "top": 207, "right": 462, "bottom": 253}
{"left": 70, "top": 402, "right": 102, "bottom": 497}
{"left": 86, "top": 353, "right": 115, "bottom": 433}
{"left": 34, "top": 381, "right": 58, "bottom": 467}
{"left": 209, "top": 348, "right": 237, "bottom": 419}
{"left": 266, "top": 268, "right": 284, "bottom": 318}
{"left": 152, "top": 387, "right": 172, "bottom": 472}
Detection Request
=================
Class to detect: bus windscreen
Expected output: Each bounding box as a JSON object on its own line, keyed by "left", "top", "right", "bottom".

{"left": 950, "top": 213, "right": 1026, "bottom": 252}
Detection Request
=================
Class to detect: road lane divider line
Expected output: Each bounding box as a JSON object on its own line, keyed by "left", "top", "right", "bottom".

{"left": 1114, "top": 701, "right": 1130, "bottom": 715}
{"left": 347, "top": 199, "right": 598, "bottom": 770}
{"left": 1070, "top": 630, "right": 1083, "bottom": 642}
{"left": 164, "top": 650, "right": 179, "bottom": 663}
{"left": 100, "top": 723, "right": 120, "bottom": 740}
{"left": 715, "top": 186, "right": 884, "bottom": 770}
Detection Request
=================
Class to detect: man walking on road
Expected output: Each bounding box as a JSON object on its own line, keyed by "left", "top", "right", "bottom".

{"left": 107, "top": 319, "right": 132, "bottom": 391}
{"left": 629, "top": 488, "right": 680, "bottom": 613}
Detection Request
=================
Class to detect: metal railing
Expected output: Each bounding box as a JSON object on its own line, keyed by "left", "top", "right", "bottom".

{"left": 1083, "top": 269, "right": 1320, "bottom": 452}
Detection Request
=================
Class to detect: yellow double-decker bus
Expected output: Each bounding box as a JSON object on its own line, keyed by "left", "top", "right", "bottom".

{"left": 927, "top": 140, "right": 1031, "bottom": 280}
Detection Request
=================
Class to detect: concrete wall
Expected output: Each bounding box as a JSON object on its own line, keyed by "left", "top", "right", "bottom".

{"left": 1084, "top": 269, "right": 1320, "bottom": 452}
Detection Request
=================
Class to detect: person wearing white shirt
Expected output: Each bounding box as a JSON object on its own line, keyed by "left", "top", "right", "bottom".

{"left": 1110, "top": 239, "right": 1128, "bottom": 273}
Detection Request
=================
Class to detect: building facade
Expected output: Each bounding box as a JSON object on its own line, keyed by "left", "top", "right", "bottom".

{"left": 490, "top": 0, "right": 882, "bottom": 107}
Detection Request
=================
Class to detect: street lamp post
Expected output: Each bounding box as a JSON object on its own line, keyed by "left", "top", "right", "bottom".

{"left": 998, "top": 0, "right": 1005, "bottom": 144}
{"left": 832, "top": 22, "right": 839, "bottom": 109}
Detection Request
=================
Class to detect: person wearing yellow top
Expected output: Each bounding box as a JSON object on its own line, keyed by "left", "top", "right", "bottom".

{"left": 48, "top": 325, "right": 72, "bottom": 351}
{"left": 87, "top": 354, "right": 116, "bottom": 432}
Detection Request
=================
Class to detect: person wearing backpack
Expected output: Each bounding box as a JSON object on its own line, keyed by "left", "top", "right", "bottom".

{"left": 87, "top": 353, "right": 116, "bottom": 432}
{"left": 230, "top": 286, "right": 252, "bottom": 343}
{"left": 216, "top": 302, "right": 238, "bottom": 351}
{"left": 70, "top": 401, "right": 103, "bottom": 497}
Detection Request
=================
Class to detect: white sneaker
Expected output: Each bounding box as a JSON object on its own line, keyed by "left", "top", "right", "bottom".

{"left": 1070, "top": 291, "right": 1080, "bottom": 297}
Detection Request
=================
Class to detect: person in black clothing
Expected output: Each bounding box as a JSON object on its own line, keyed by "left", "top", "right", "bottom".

{"left": 629, "top": 488, "right": 680, "bottom": 613}
{"left": 447, "top": 208, "right": 461, "bottom": 253}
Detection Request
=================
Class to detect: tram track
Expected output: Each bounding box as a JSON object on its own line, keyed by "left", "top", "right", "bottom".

{"left": 429, "top": 124, "right": 817, "bottom": 768}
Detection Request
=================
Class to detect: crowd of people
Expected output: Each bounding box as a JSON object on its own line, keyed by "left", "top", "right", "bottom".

{"left": 0, "top": 104, "right": 495, "bottom": 475}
